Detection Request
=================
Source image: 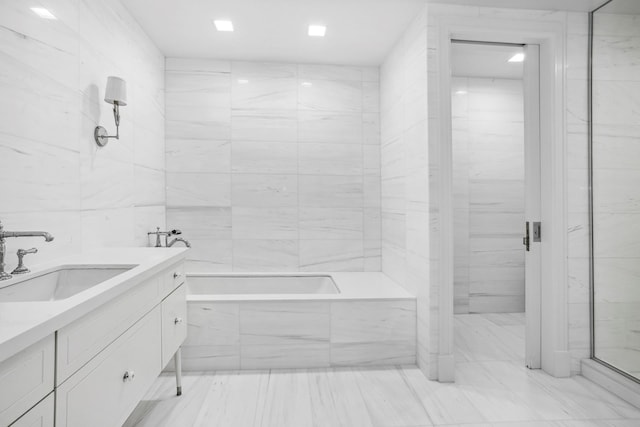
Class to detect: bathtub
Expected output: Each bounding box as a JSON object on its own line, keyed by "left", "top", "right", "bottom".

{"left": 177, "top": 272, "right": 417, "bottom": 371}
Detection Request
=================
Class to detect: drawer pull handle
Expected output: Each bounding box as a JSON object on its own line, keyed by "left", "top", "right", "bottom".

{"left": 173, "top": 272, "right": 182, "bottom": 279}
{"left": 174, "top": 317, "right": 184, "bottom": 325}
{"left": 123, "top": 370, "right": 135, "bottom": 382}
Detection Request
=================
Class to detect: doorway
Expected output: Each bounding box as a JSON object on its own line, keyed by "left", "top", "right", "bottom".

{"left": 450, "top": 40, "right": 542, "bottom": 370}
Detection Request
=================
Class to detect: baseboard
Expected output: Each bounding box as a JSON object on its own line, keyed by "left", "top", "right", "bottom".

{"left": 438, "top": 354, "right": 455, "bottom": 383}
{"left": 581, "top": 359, "right": 640, "bottom": 409}
{"left": 552, "top": 350, "right": 571, "bottom": 378}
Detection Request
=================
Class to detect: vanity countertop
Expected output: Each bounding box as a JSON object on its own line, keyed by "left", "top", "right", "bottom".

{"left": 0, "top": 247, "right": 188, "bottom": 364}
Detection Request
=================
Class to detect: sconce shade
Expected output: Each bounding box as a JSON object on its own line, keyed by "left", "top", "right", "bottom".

{"left": 104, "top": 76, "right": 127, "bottom": 106}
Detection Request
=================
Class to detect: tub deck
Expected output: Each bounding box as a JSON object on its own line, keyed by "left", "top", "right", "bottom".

{"left": 186, "top": 272, "right": 413, "bottom": 301}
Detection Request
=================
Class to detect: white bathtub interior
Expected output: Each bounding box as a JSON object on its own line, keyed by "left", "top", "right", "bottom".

{"left": 187, "top": 275, "right": 339, "bottom": 295}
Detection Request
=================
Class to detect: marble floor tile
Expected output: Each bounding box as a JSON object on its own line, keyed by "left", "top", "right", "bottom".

{"left": 128, "top": 314, "right": 640, "bottom": 427}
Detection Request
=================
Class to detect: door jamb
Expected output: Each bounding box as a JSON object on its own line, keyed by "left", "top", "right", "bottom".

{"left": 433, "top": 14, "right": 570, "bottom": 380}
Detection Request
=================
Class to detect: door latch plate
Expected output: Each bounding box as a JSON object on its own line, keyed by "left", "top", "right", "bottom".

{"left": 533, "top": 222, "right": 541, "bottom": 242}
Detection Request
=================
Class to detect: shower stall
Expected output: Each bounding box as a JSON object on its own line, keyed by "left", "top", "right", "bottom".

{"left": 589, "top": 0, "right": 640, "bottom": 387}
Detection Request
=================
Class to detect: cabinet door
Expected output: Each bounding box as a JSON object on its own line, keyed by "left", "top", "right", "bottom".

{"left": 0, "top": 336, "right": 54, "bottom": 427}
{"left": 56, "top": 307, "right": 162, "bottom": 427}
{"left": 161, "top": 284, "right": 187, "bottom": 367}
{"left": 9, "top": 393, "right": 54, "bottom": 427}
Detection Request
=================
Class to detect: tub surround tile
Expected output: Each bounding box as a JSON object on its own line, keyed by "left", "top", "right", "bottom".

{"left": 233, "top": 61, "right": 297, "bottom": 79}
{"left": 299, "top": 175, "right": 363, "bottom": 208}
{"left": 232, "top": 207, "right": 298, "bottom": 240}
{"left": 298, "top": 111, "right": 363, "bottom": 144}
{"left": 183, "top": 239, "right": 233, "bottom": 273}
{"left": 364, "top": 240, "right": 382, "bottom": 272}
{"left": 232, "top": 77, "right": 298, "bottom": 110}
{"left": 241, "top": 343, "right": 330, "bottom": 370}
{"left": 298, "top": 143, "right": 363, "bottom": 176}
{"left": 298, "top": 64, "right": 363, "bottom": 81}
{"left": 299, "top": 240, "right": 365, "bottom": 272}
{"left": 240, "top": 302, "right": 330, "bottom": 346}
{"left": 180, "top": 273, "right": 416, "bottom": 371}
{"left": 298, "top": 79, "right": 362, "bottom": 112}
{"left": 231, "top": 174, "right": 298, "bottom": 208}
{"left": 331, "top": 300, "right": 416, "bottom": 343}
{"left": 299, "top": 208, "right": 363, "bottom": 240}
{"left": 180, "top": 345, "right": 240, "bottom": 371}
{"left": 186, "top": 303, "right": 240, "bottom": 347}
{"left": 165, "top": 139, "right": 231, "bottom": 174}
{"left": 231, "top": 109, "right": 298, "bottom": 142}
{"left": 231, "top": 141, "right": 297, "bottom": 174}
{"left": 166, "top": 58, "right": 380, "bottom": 271}
{"left": 166, "top": 207, "right": 231, "bottom": 239}
{"left": 166, "top": 173, "right": 231, "bottom": 208}
{"left": 165, "top": 72, "right": 231, "bottom": 110}
{"left": 232, "top": 240, "right": 299, "bottom": 272}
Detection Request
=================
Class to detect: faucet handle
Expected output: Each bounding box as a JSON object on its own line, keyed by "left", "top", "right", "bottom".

{"left": 12, "top": 247, "right": 38, "bottom": 275}
{"left": 18, "top": 248, "right": 38, "bottom": 256}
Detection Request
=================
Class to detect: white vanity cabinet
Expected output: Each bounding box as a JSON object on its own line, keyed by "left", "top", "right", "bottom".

{"left": 55, "top": 261, "right": 187, "bottom": 427}
{"left": 9, "top": 393, "right": 54, "bottom": 427}
{"left": 0, "top": 336, "right": 54, "bottom": 427}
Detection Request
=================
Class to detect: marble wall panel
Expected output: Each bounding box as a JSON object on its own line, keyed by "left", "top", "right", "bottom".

{"left": 0, "top": 0, "right": 165, "bottom": 265}
{"left": 380, "top": 5, "right": 432, "bottom": 377}
{"left": 166, "top": 59, "right": 380, "bottom": 271}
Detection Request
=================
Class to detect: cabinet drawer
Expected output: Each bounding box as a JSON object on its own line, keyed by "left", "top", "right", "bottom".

{"left": 161, "top": 284, "right": 187, "bottom": 367}
{"left": 9, "top": 393, "right": 54, "bottom": 427}
{"left": 162, "top": 262, "right": 185, "bottom": 294}
{"left": 56, "top": 306, "right": 162, "bottom": 427}
{"left": 56, "top": 275, "right": 162, "bottom": 384}
{"left": 0, "top": 336, "right": 54, "bottom": 427}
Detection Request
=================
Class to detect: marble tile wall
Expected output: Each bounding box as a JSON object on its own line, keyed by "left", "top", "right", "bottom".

{"left": 0, "top": 0, "right": 165, "bottom": 268}
{"left": 591, "top": 11, "right": 640, "bottom": 377}
{"left": 380, "top": 6, "right": 433, "bottom": 378}
{"left": 165, "top": 59, "right": 381, "bottom": 272}
{"left": 178, "top": 299, "right": 416, "bottom": 370}
{"left": 451, "top": 77, "right": 526, "bottom": 314}
{"left": 566, "top": 11, "right": 591, "bottom": 375}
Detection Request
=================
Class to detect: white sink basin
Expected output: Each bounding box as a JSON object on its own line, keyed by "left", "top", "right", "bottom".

{"left": 0, "top": 265, "right": 136, "bottom": 302}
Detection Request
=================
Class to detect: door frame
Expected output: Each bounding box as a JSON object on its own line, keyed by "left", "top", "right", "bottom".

{"left": 432, "top": 13, "right": 570, "bottom": 380}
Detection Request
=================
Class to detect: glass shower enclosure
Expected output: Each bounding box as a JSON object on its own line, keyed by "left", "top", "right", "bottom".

{"left": 590, "top": 0, "right": 640, "bottom": 382}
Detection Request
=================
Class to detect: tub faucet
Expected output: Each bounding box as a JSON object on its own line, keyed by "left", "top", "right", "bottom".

{"left": 148, "top": 227, "right": 188, "bottom": 247}
{"left": 167, "top": 237, "right": 191, "bottom": 248}
{"left": 0, "top": 221, "right": 54, "bottom": 281}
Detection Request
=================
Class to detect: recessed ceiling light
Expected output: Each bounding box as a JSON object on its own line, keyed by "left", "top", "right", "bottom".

{"left": 30, "top": 7, "right": 57, "bottom": 20}
{"left": 237, "top": 79, "right": 249, "bottom": 84}
{"left": 508, "top": 53, "right": 525, "bottom": 63}
{"left": 214, "top": 20, "right": 234, "bottom": 32}
{"left": 301, "top": 82, "right": 312, "bottom": 87}
{"left": 308, "top": 25, "right": 326, "bottom": 37}
{"left": 455, "top": 90, "right": 467, "bottom": 95}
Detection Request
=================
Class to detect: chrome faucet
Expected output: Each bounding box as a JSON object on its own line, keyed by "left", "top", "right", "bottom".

{"left": 148, "top": 227, "right": 190, "bottom": 248}
{"left": 0, "top": 221, "right": 54, "bottom": 280}
{"left": 167, "top": 237, "right": 191, "bottom": 248}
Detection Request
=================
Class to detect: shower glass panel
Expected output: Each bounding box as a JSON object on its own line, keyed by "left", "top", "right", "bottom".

{"left": 590, "top": 0, "right": 640, "bottom": 382}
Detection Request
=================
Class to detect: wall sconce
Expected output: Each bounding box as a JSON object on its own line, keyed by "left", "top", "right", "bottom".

{"left": 94, "top": 76, "right": 127, "bottom": 147}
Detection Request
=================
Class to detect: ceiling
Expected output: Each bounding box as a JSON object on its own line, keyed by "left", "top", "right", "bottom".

{"left": 123, "top": 0, "right": 609, "bottom": 66}
{"left": 451, "top": 42, "right": 524, "bottom": 79}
